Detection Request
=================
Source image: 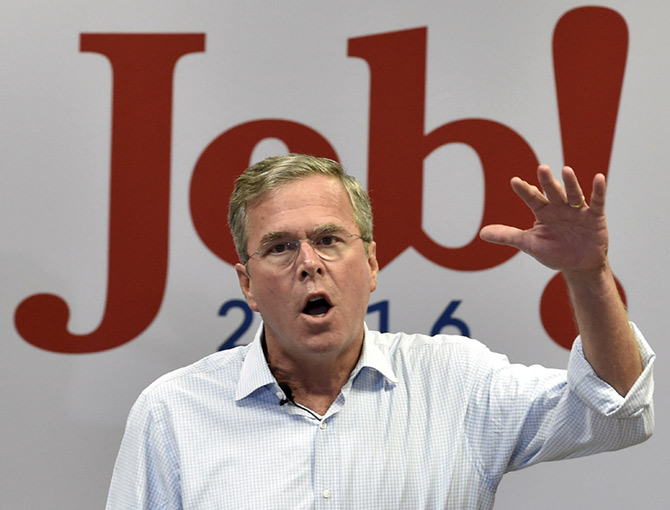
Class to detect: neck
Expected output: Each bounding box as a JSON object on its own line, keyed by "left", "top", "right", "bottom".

{"left": 264, "top": 336, "right": 362, "bottom": 415}
{"left": 271, "top": 362, "right": 352, "bottom": 412}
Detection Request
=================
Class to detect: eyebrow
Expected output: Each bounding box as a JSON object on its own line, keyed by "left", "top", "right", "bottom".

{"left": 257, "top": 224, "right": 347, "bottom": 246}
{"left": 313, "top": 224, "right": 348, "bottom": 236}
{"left": 257, "top": 231, "right": 292, "bottom": 247}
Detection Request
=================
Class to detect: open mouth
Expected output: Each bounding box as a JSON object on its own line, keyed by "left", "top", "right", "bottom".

{"left": 302, "top": 297, "right": 332, "bottom": 317}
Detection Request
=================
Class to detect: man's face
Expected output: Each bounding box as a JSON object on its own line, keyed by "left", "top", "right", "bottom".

{"left": 235, "top": 175, "right": 378, "bottom": 364}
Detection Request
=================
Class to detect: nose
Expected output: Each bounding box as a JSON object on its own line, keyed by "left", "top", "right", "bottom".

{"left": 296, "top": 239, "right": 324, "bottom": 278}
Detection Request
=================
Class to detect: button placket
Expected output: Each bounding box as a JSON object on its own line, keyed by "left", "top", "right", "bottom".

{"left": 314, "top": 417, "right": 339, "bottom": 508}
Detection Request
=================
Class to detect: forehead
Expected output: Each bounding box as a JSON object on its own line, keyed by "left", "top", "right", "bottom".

{"left": 246, "top": 175, "right": 356, "bottom": 238}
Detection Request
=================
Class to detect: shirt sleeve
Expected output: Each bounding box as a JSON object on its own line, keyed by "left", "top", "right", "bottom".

{"left": 106, "top": 391, "right": 182, "bottom": 510}
{"left": 468, "top": 322, "right": 654, "bottom": 486}
{"left": 567, "top": 322, "right": 655, "bottom": 418}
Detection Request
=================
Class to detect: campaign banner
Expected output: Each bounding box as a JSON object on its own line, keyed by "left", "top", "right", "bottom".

{"left": 1, "top": 1, "right": 665, "bottom": 508}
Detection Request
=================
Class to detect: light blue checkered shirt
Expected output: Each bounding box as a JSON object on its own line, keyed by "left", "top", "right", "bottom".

{"left": 107, "top": 323, "right": 654, "bottom": 509}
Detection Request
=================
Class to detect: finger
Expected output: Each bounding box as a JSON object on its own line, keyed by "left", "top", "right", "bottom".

{"left": 537, "top": 164, "right": 568, "bottom": 204}
{"left": 479, "top": 224, "right": 524, "bottom": 250}
{"left": 510, "top": 176, "right": 549, "bottom": 213}
{"left": 588, "top": 173, "right": 607, "bottom": 215}
{"left": 561, "top": 166, "right": 586, "bottom": 208}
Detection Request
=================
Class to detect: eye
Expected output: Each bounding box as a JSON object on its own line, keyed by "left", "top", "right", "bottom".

{"left": 263, "top": 241, "right": 294, "bottom": 256}
{"left": 314, "top": 234, "right": 342, "bottom": 247}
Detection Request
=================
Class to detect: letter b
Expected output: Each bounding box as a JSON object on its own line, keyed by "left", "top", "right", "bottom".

{"left": 349, "top": 27, "right": 539, "bottom": 270}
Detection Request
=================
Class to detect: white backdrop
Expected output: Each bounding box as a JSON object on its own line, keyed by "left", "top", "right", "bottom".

{"left": 1, "top": 1, "right": 667, "bottom": 508}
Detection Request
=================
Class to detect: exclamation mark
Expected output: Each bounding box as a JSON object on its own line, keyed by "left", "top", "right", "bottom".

{"left": 541, "top": 7, "right": 629, "bottom": 349}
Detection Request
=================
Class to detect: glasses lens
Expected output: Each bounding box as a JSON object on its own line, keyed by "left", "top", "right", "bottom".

{"left": 259, "top": 240, "right": 298, "bottom": 264}
{"left": 253, "top": 232, "right": 362, "bottom": 266}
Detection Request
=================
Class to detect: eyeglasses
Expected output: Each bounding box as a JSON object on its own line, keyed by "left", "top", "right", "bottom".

{"left": 247, "top": 230, "right": 366, "bottom": 267}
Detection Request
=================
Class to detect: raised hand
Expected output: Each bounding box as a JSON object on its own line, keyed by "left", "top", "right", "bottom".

{"left": 479, "top": 164, "right": 608, "bottom": 275}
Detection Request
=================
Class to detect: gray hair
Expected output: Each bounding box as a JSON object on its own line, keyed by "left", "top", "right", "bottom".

{"left": 228, "top": 154, "right": 373, "bottom": 262}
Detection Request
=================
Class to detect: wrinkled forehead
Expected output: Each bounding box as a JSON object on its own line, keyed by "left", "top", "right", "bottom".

{"left": 245, "top": 175, "right": 357, "bottom": 238}
{"left": 248, "top": 175, "right": 354, "bottom": 215}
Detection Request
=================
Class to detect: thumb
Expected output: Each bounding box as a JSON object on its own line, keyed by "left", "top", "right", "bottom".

{"left": 479, "top": 224, "right": 524, "bottom": 249}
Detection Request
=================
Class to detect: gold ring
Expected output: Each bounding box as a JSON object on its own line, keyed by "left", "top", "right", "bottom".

{"left": 569, "top": 196, "right": 586, "bottom": 209}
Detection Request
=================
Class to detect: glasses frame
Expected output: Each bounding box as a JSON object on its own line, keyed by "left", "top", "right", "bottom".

{"left": 245, "top": 230, "right": 367, "bottom": 269}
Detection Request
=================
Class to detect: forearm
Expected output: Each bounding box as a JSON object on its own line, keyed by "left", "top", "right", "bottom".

{"left": 563, "top": 261, "right": 643, "bottom": 396}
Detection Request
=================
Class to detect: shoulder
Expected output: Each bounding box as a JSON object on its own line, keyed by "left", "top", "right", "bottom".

{"left": 135, "top": 344, "right": 251, "bottom": 412}
{"left": 370, "top": 329, "right": 492, "bottom": 359}
{"left": 366, "top": 329, "right": 506, "bottom": 381}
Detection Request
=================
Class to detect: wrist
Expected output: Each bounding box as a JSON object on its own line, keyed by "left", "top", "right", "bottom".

{"left": 561, "top": 261, "right": 622, "bottom": 304}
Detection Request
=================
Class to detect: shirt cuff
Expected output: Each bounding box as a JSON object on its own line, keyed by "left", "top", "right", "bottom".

{"left": 567, "top": 322, "right": 655, "bottom": 418}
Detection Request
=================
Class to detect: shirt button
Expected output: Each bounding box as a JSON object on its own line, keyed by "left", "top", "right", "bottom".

{"left": 320, "top": 421, "right": 328, "bottom": 430}
{"left": 322, "top": 489, "right": 331, "bottom": 499}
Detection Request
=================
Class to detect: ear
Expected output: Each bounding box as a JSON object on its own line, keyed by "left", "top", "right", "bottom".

{"left": 235, "top": 263, "right": 259, "bottom": 312}
{"left": 366, "top": 241, "right": 379, "bottom": 292}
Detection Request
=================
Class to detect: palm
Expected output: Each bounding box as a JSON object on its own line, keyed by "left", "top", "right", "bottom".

{"left": 480, "top": 165, "right": 609, "bottom": 273}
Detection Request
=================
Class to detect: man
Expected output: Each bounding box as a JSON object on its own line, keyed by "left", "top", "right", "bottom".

{"left": 107, "top": 154, "right": 654, "bottom": 509}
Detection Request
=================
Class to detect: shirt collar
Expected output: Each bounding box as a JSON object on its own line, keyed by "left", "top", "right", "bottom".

{"left": 354, "top": 324, "right": 398, "bottom": 384}
{"left": 235, "top": 322, "right": 398, "bottom": 402}
{"left": 235, "top": 324, "right": 276, "bottom": 401}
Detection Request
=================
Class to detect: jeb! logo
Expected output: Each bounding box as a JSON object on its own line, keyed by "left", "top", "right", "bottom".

{"left": 14, "top": 7, "right": 628, "bottom": 353}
